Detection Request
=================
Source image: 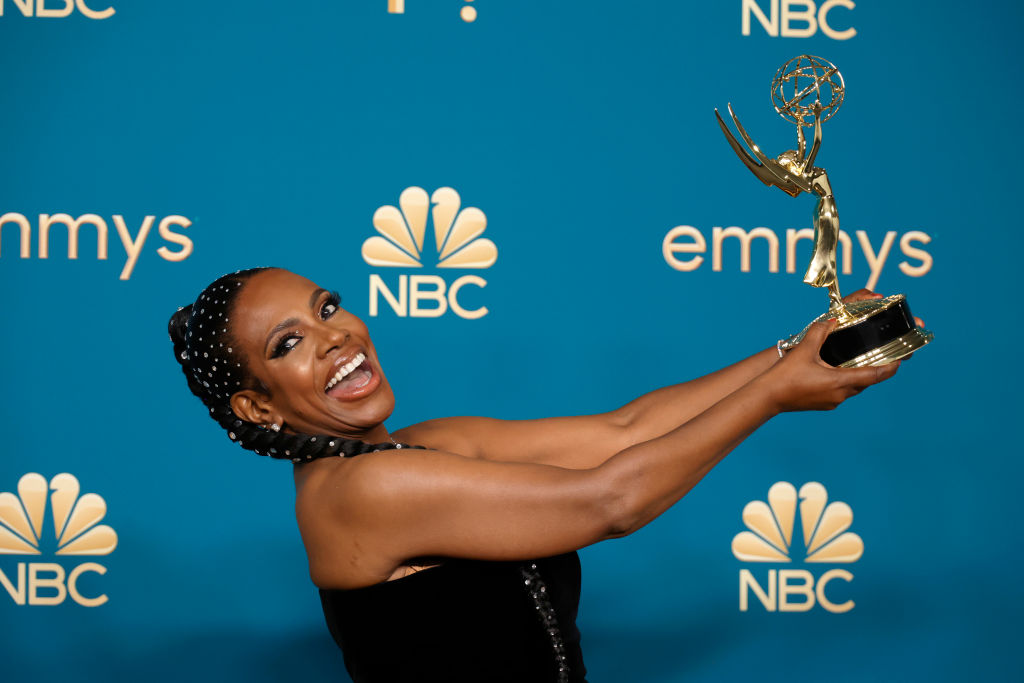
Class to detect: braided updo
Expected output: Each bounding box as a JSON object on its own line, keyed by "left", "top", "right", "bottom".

{"left": 168, "top": 268, "right": 418, "bottom": 462}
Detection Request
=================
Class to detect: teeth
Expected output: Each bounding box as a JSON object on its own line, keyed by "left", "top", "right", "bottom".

{"left": 325, "top": 353, "right": 366, "bottom": 392}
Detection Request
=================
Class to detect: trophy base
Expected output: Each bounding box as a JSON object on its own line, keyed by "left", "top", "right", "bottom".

{"left": 780, "top": 294, "right": 934, "bottom": 368}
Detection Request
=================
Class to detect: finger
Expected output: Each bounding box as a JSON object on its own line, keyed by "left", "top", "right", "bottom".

{"left": 877, "top": 360, "right": 901, "bottom": 382}
{"left": 799, "top": 319, "right": 837, "bottom": 355}
{"left": 842, "top": 289, "right": 884, "bottom": 303}
{"left": 914, "top": 316, "right": 925, "bottom": 328}
{"left": 842, "top": 359, "right": 901, "bottom": 388}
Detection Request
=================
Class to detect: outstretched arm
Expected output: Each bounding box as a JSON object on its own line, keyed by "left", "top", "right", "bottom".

{"left": 308, "top": 321, "right": 899, "bottom": 588}
{"left": 396, "top": 289, "right": 892, "bottom": 469}
{"left": 394, "top": 344, "right": 781, "bottom": 469}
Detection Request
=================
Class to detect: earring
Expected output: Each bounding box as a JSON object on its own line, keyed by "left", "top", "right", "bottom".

{"left": 269, "top": 423, "right": 281, "bottom": 432}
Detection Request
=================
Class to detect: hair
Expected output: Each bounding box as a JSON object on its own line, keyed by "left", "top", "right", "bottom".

{"left": 168, "top": 267, "right": 419, "bottom": 462}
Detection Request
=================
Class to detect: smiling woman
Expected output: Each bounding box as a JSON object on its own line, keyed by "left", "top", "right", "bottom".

{"left": 168, "top": 269, "right": 406, "bottom": 460}
{"left": 168, "top": 267, "right": 902, "bottom": 683}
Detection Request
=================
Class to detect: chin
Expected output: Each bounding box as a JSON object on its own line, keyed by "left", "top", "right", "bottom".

{"left": 328, "top": 379, "right": 396, "bottom": 435}
{"left": 313, "top": 350, "right": 396, "bottom": 437}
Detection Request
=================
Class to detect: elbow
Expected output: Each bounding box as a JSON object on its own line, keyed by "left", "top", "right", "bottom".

{"left": 593, "top": 465, "right": 643, "bottom": 539}
{"left": 606, "top": 405, "right": 639, "bottom": 450}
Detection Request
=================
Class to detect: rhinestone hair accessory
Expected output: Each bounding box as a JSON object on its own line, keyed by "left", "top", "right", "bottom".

{"left": 180, "top": 271, "right": 260, "bottom": 405}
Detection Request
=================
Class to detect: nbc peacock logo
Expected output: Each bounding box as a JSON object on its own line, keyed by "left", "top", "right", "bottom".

{"left": 0, "top": 473, "right": 117, "bottom": 607}
{"left": 732, "top": 481, "right": 862, "bottom": 613}
{"left": 362, "top": 186, "right": 497, "bottom": 319}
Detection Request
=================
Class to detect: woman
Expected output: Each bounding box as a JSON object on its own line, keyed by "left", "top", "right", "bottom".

{"left": 168, "top": 267, "right": 901, "bottom": 682}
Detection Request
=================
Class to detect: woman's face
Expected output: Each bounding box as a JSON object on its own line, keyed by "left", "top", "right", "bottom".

{"left": 228, "top": 269, "right": 395, "bottom": 439}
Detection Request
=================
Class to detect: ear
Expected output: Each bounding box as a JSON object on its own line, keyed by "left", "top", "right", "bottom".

{"left": 230, "top": 389, "right": 282, "bottom": 428}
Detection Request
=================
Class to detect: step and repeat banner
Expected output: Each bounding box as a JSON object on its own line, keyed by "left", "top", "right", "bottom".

{"left": 1, "top": 2, "right": 1019, "bottom": 682}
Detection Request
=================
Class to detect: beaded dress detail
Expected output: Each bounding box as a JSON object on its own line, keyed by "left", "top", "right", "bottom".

{"left": 521, "top": 561, "right": 572, "bottom": 682}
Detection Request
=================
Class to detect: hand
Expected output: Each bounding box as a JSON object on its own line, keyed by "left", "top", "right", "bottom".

{"left": 843, "top": 288, "right": 925, "bottom": 329}
{"left": 842, "top": 288, "right": 881, "bottom": 304}
{"left": 767, "top": 319, "right": 900, "bottom": 413}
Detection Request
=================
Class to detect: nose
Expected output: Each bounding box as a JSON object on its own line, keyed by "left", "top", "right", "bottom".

{"left": 317, "top": 323, "right": 351, "bottom": 359}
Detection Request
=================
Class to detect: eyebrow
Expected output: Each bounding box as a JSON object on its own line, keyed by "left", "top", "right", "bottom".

{"left": 263, "top": 288, "right": 329, "bottom": 356}
{"left": 309, "top": 287, "right": 327, "bottom": 309}
{"left": 264, "top": 318, "right": 299, "bottom": 356}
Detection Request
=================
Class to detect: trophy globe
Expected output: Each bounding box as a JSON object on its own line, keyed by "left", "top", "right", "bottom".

{"left": 770, "top": 55, "right": 845, "bottom": 126}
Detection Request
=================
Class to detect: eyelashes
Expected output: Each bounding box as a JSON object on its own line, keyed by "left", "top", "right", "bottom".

{"left": 320, "top": 291, "right": 342, "bottom": 320}
{"left": 270, "top": 291, "right": 344, "bottom": 359}
{"left": 271, "top": 336, "right": 300, "bottom": 358}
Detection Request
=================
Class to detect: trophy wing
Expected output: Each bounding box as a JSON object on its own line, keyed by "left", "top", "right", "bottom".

{"left": 714, "top": 108, "right": 778, "bottom": 188}
{"left": 717, "top": 105, "right": 810, "bottom": 197}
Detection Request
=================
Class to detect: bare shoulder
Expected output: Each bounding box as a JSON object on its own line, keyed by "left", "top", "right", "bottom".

{"left": 292, "top": 455, "right": 392, "bottom": 588}
{"left": 295, "top": 449, "right": 465, "bottom": 525}
{"left": 392, "top": 417, "right": 487, "bottom": 457}
{"left": 292, "top": 448, "right": 472, "bottom": 588}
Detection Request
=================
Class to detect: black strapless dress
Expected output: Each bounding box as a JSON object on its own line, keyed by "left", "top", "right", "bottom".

{"left": 319, "top": 551, "right": 588, "bottom": 682}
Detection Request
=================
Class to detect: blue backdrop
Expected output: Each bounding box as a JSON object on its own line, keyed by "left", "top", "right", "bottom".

{"left": 1, "top": 1, "right": 1019, "bottom": 681}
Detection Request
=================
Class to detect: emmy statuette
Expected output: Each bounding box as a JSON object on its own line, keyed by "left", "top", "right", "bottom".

{"left": 715, "top": 55, "right": 933, "bottom": 367}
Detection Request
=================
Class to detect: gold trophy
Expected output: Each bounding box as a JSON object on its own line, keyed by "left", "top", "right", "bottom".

{"left": 715, "top": 55, "right": 933, "bottom": 367}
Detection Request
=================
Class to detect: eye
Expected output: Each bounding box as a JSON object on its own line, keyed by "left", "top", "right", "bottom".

{"left": 271, "top": 335, "right": 301, "bottom": 358}
{"left": 320, "top": 291, "right": 342, "bottom": 320}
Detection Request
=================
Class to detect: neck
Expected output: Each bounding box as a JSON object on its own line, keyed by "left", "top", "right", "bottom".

{"left": 359, "top": 423, "right": 393, "bottom": 445}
